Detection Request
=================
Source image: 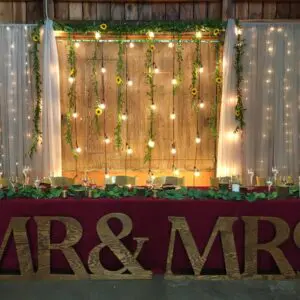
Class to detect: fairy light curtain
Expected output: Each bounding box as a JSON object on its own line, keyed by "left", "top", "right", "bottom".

{"left": 241, "top": 22, "right": 300, "bottom": 181}
{"left": 216, "top": 19, "right": 241, "bottom": 177}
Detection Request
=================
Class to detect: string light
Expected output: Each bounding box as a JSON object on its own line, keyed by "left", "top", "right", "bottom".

{"left": 171, "top": 78, "right": 177, "bottom": 85}
{"left": 72, "top": 112, "right": 78, "bottom": 119}
{"left": 148, "top": 31, "right": 155, "bottom": 38}
{"left": 99, "top": 102, "right": 106, "bottom": 110}
{"left": 127, "top": 79, "right": 133, "bottom": 86}
{"left": 68, "top": 76, "right": 75, "bottom": 84}
{"left": 194, "top": 168, "right": 200, "bottom": 177}
{"left": 104, "top": 136, "right": 111, "bottom": 144}
{"left": 173, "top": 167, "right": 180, "bottom": 176}
{"left": 6, "top": 26, "right": 10, "bottom": 31}
{"left": 27, "top": 115, "right": 31, "bottom": 120}
{"left": 126, "top": 146, "right": 133, "bottom": 155}
{"left": 75, "top": 42, "right": 80, "bottom": 48}
{"left": 148, "top": 139, "right": 155, "bottom": 148}
{"left": 101, "top": 66, "right": 106, "bottom": 73}
{"left": 199, "top": 100, "right": 205, "bottom": 109}
{"left": 150, "top": 104, "right": 157, "bottom": 111}
{"left": 171, "top": 144, "right": 176, "bottom": 155}
{"left": 75, "top": 147, "right": 82, "bottom": 153}
{"left": 153, "top": 65, "right": 159, "bottom": 74}
{"left": 195, "top": 136, "right": 201, "bottom": 144}
{"left": 168, "top": 42, "right": 174, "bottom": 48}
{"left": 129, "top": 42, "right": 134, "bottom": 48}
{"left": 195, "top": 31, "right": 202, "bottom": 39}
{"left": 104, "top": 173, "right": 110, "bottom": 179}
{"left": 199, "top": 66, "right": 204, "bottom": 73}
{"left": 95, "top": 32, "right": 101, "bottom": 39}
{"left": 170, "top": 113, "right": 176, "bottom": 120}
{"left": 121, "top": 113, "right": 128, "bottom": 121}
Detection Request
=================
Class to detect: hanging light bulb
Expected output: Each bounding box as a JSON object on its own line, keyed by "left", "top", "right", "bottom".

{"left": 121, "top": 113, "right": 128, "bottom": 121}
{"left": 68, "top": 76, "right": 75, "bottom": 84}
{"left": 195, "top": 136, "right": 201, "bottom": 144}
{"left": 148, "top": 139, "right": 155, "bottom": 148}
{"left": 75, "top": 42, "right": 80, "bottom": 48}
{"left": 104, "top": 173, "right": 110, "bottom": 179}
{"left": 170, "top": 113, "right": 176, "bottom": 120}
{"left": 199, "top": 100, "right": 205, "bottom": 109}
{"left": 129, "top": 42, "right": 135, "bottom": 48}
{"left": 171, "top": 78, "right": 177, "bottom": 85}
{"left": 153, "top": 64, "right": 159, "bottom": 74}
{"left": 168, "top": 42, "right": 174, "bottom": 48}
{"left": 99, "top": 102, "right": 106, "bottom": 110}
{"left": 75, "top": 147, "right": 82, "bottom": 153}
{"left": 126, "top": 146, "right": 133, "bottom": 155}
{"left": 95, "top": 32, "right": 101, "bottom": 39}
{"left": 148, "top": 31, "right": 155, "bottom": 38}
{"left": 101, "top": 66, "right": 106, "bottom": 73}
{"left": 150, "top": 103, "right": 157, "bottom": 111}
{"left": 195, "top": 31, "right": 202, "bottom": 39}
{"left": 127, "top": 79, "right": 133, "bottom": 86}
{"left": 104, "top": 136, "right": 110, "bottom": 144}
{"left": 194, "top": 168, "right": 200, "bottom": 177}
{"left": 171, "top": 144, "right": 176, "bottom": 155}
{"left": 199, "top": 65, "right": 204, "bottom": 73}
{"left": 173, "top": 168, "right": 180, "bottom": 176}
{"left": 72, "top": 112, "right": 78, "bottom": 119}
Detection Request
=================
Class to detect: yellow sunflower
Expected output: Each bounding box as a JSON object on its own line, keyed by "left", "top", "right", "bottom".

{"left": 95, "top": 107, "right": 103, "bottom": 116}
{"left": 216, "top": 77, "right": 222, "bottom": 84}
{"left": 150, "top": 44, "right": 156, "bottom": 52}
{"left": 69, "top": 68, "right": 75, "bottom": 76}
{"left": 32, "top": 34, "right": 40, "bottom": 43}
{"left": 116, "top": 76, "right": 123, "bottom": 85}
{"left": 235, "top": 110, "right": 241, "bottom": 117}
{"left": 213, "top": 29, "right": 220, "bottom": 36}
{"left": 191, "top": 88, "right": 197, "bottom": 96}
{"left": 100, "top": 23, "right": 108, "bottom": 31}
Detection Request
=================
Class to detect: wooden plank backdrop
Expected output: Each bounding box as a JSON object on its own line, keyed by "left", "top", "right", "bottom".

{"left": 57, "top": 40, "right": 217, "bottom": 180}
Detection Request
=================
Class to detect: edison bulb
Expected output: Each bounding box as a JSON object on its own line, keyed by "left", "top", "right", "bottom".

{"left": 194, "top": 169, "right": 200, "bottom": 177}
{"left": 126, "top": 147, "right": 133, "bottom": 155}
{"left": 101, "top": 67, "right": 106, "bottom": 73}
{"left": 99, "top": 103, "right": 106, "bottom": 110}
{"left": 150, "top": 104, "right": 157, "bottom": 111}
{"left": 171, "top": 78, "right": 177, "bottom": 85}
{"left": 170, "top": 113, "right": 176, "bottom": 120}
{"left": 104, "top": 173, "right": 110, "bottom": 179}
{"left": 127, "top": 79, "right": 133, "bottom": 86}
{"left": 199, "top": 66, "right": 204, "bottom": 73}
{"left": 168, "top": 42, "right": 174, "bottom": 48}
{"left": 121, "top": 113, "right": 128, "bottom": 121}
{"left": 173, "top": 168, "right": 180, "bottom": 176}
{"left": 199, "top": 101, "right": 205, "bottom": 109}
{"left": 72, "top": 112, "right": 78, "bottom": 119}
{"left": 95, "top": 32, "right": 101, "bottom": 39}
{"left": 195, "top": 31, "right": 202, "bottom": 39}
{"left": 75, "top": 147, "right": 81, "bottom": 153}
{"left": 148, "top": 139, "right": 155, "bottom": 148}
{"left": 104, "top": 136, "right": 110, "bottom": 144}
{"left": 129, "top": 42, "right": 134, "bottom": 48}
{"left": 171, "top": 147, "right": 176, "bottom": 155}
{"left": 148, "top": 31, "right": 154, "bottom": 38}
{"left": 195, "top": 136, "right": 201, "bottom": 144}
{"left": 75, "top": 42, "right": 80, "bottom": 48}
{"left": 154, "top": 66, "right": 159, "bottom": 74}
{"left": 68, "top": 76, "right": 75, "bottom": 84}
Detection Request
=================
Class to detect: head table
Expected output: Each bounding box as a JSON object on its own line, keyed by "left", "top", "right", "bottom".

{"left": 0, "top": 194, "right": 300, "bottom": 279}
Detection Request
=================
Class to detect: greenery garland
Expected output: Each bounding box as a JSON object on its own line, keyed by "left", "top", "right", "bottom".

{"left": 190, "top": 40, "right": 201, "bottom": 108}
{"left": 114, "top": 40, "right": 125, "bottom": 150}
{"left": 29, "top": 26, "right": 42, "bottom": 158}
{"left": 144, "top": 39, "right": 155, "bottom": 164}
{"left": 175, "top": 35, "right": 183, "bottom": 85}
{"left": 53, "top": 21, "right": 226, "bottom": 35}
{"left": 65, "top": 35, "right": 78, "bottom": 158}
{"left": 234, "top": 23, "right": 246, "bottom": 133}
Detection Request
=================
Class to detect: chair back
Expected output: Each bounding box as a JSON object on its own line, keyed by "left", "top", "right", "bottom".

{"left": 108, "top": 176, "right": 136, "bottom": 186}
{"left": 153, "top": 176, "right": 166, "bottom": 186}
{"left": 165, "top": 176, "right": 185, "bottom": 186}
{"left": 50, "top": 177, "right": 74, "bottom": 187}
{"left": 256, "top": 176, "right": 266, "bottom": 187}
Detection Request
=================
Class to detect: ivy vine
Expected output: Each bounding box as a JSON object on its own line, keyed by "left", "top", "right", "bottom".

{"left": 29, "top": 26, "right": 42, "bottom": 158}
{"left": 234, "top": 23, "right": 246, "bottom": 133}
{"left": 191, "top": 40, "right": 201, "bottom": 108}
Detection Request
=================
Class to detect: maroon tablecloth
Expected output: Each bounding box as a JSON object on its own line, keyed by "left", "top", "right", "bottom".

{"left": 0, "top": 197, "right": 300, "bottom": 275}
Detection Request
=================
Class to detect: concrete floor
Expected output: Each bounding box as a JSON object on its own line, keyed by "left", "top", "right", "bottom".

{"left": 0, "top": 278, "right": 300, "bottom": 300}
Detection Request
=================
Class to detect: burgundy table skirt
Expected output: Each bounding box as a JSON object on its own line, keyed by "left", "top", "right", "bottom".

{"left": 1, "top": 197, "right": 300, "bottom": 275}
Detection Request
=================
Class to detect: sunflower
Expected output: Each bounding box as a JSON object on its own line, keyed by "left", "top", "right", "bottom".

{"left": 32, "top": 34, "right": 40, "bottom": 43}
{"left": 191, "top": 88, "right": 197, "bottom": 96}
{"left": 235, "top": 110, "right": 241, "bottom": 118}
{"left": 216, "top": 77, "right": 222, "bottom": 84}
{"left": 100, "top": 23, "right": 108, "bottom": 31}
{"left": 116, "top": 76, "right": 123, "bottom": 85}
{"left": 69, "top": 68, "right": 75, "bottom": 76}
{"left": 213, "top": 29, "right": 220, "bottom": 36}
{"left": 95, "top": 107, "right": 103, "bottom": 116}
{"left": 150, "top": 44, "right": 156, "bottom": 52}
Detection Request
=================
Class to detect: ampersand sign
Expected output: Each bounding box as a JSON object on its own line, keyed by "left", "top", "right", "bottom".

{"left": 88, "top": 213, "right": 152, "bottom": 279}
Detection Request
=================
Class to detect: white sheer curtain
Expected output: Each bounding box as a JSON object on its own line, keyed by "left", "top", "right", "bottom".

{"left": 41, "top": 20, "right": 62, "bottom": 176}
{"left": 0, "top": 21, "right": 62, "bottom": 179}
{"left": 217, "top": 19, "right": 242, "bottom": 177}
{"left": 242, "top": 22, "right": 300, "bottom": 181}
{"left": 0, "top": 25, "right": 35, "bottom": 177}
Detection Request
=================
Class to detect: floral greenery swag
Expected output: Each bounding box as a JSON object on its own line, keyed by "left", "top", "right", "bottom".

{"left": 3, "top": 185, "right": 300, "bottom": 202}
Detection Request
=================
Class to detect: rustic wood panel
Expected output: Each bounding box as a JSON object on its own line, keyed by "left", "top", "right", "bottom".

{"left": 248, "top": 2, "right": 263, "bottom": 19}
{"left": 125, "top": 3, "right": 138, "bottom": 20}
{"left": 55, "top": 2, "right": 69, "bottom": 20}
{"left": 139, "top": 3, "right": 152, "bottom": 20}
{"left": 166, "top": 3, "right": 179, "bottom": 20}
{"left": 290, "top": 3, "right": 300, "bottom": 18}
{"left": 47, "top": 0, "right": 54, "bottom": 19}
{"left": 69, "top": 2, "right": 83, "bottom": 20}
{"left": 0, "top": 2, "right": 12, "bottom": 22}
{"left": 96, "top": 3, "right": 111, "bottom": 20}
{"left": 13, "top": 1, "right": 26, "bottom": 22}
{"left": 194, "top": 2, "right": 208, "bottom": 20}
{"left": 57, "top": 40, "right": 217, "bottom": 173}
{"left": 208, "top": 2, "right": 221, "bottom": 19}
{"left": 180, "top": 3, "right": 193, "bottom": 20}
{"left": 26, "top": 1, "right": 43, "bottom": 22}
{"left": 263, "top": 3, "right": 276, "bottom": 18}
{"left": 276, "top": 2, "right": 290, "bottom": 18}
{"left": 152, "top": 3, "right": 165, "bottom": 20}
{"left": 83, "top": 2, "right": 97, "bottom": 20}
{"left": 235, "top": 2, "right": 249, "bottom": 19}
{"left": 111, "top": 3, "right": 124, "bottom": 20}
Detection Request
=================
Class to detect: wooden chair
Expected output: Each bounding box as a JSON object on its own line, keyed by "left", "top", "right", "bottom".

{"left": 164, "top": 176, "right": 185, "bottom": 186}
{"left": 153, "top": 176, "right": 166, "bottom": 186}
{"left": 107, "top": 176, "right": 136, "bottom": 186}
{"left": 256, "top": 176, "right": 266, "bottom": 186}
